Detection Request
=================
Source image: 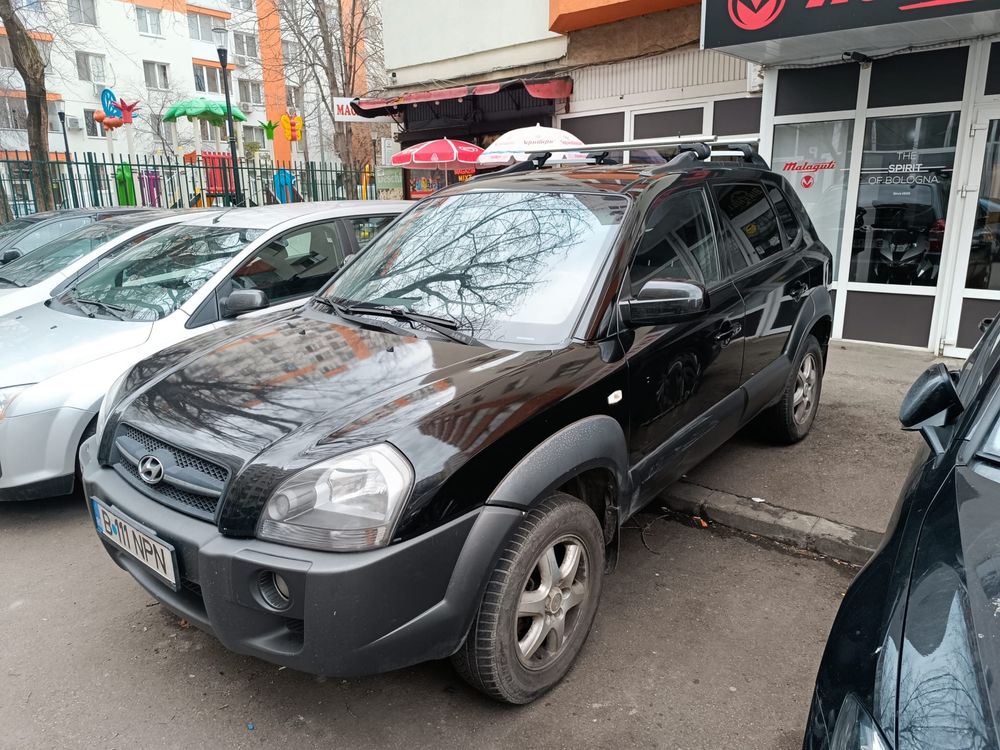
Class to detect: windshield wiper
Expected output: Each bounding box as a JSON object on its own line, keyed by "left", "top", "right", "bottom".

{"left": 69, "top": 295, "right": 128, "bottom": 321}
{"left": 343, "top": 302, "right": 481, "bottom": 346}
{"left": 310, "top": 296, "right": 412, "bottom": 338}
{"left": 0, "top": 275, "right": 24, "bottom": 288}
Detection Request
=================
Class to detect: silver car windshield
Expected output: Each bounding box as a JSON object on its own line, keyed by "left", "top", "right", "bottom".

{"left": 0, "top": 220, "right": 156, "bottom": 288}
{"left": 323, "top": 191, "right": 627, "bottom": 345}
{"left": 56, "top": 223, "right": 264, "bottom": 321}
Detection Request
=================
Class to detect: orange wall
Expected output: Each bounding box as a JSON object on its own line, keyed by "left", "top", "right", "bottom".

{"left": 549, "top": 0, "right": 698, "bottom": 32}
{"left": 255, "top": 0, "right": 289, "bottom": 162}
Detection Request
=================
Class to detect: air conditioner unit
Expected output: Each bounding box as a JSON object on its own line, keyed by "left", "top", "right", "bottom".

{"left": 92, "top": 82, "right": 107, "bottom": 96}
{"left": 234, "top": 55, "right": 247, "bottom": 67}
{"left": 239, "top": 101, "right": 253, "bottom": 112}
{"left": 65, "top": 115, "right": 82, "bottom": 130}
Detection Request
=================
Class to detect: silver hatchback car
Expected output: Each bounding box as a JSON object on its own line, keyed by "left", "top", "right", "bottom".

{"left": 0, "top": 201, "right": 408, "bottom": 501}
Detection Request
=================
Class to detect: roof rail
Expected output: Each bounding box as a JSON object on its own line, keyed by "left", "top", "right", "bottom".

{"left": 713, "top": 142, "right": 769, "bottom": 168}
{"left": 469, "top": 151, "right": 552, "bottom": 181}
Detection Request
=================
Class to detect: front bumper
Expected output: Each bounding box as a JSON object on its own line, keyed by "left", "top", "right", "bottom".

{"left": 0, "top": 406, "right": 95, "bottom": 500}
{"left": 80, "top": 436, "right": 523, "bottom": 677}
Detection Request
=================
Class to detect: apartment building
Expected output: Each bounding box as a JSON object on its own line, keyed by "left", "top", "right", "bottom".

{"left": 0, "top": 0, "right": 311, "bottom": 163}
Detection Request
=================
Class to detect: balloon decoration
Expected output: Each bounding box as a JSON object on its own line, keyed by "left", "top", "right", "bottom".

{"left": 94, "top": 87, "right": 140, "bottom": 131}
{"left": 100, "top": 88, "right": 121, "bottom": 118}
{"left": 280, "top": 113, "right": 303, "bottom": 142}
{"left": 259, "top": 120, "right": 278, "bottom": 140}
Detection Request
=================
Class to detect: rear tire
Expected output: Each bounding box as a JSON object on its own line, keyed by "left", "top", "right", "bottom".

{"left": 452, "top": 492, "right": 604, "bottom": 704}
{"left": 760, "top": 335, "right": 823, "bottom": 444}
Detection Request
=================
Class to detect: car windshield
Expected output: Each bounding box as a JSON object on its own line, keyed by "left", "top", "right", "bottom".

{"left": 0, "top": 219, "right": 156, "bottom": 287}
{"left": 0, "top": 216, "right": 38, "bottom": 244}
{"left": 55, "top": 223, "right": 265, "bottom": 321}
{"left": 322, "top": 191, "right": 628, "bottom": 345}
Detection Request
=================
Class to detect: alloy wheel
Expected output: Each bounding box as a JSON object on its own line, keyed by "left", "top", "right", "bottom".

{"left": 793, "top": 352, "right": 818, "bottom": 425}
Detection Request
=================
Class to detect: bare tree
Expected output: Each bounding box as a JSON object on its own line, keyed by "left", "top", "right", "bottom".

{"left": 0, "top": 0, "right": 53, "bottom": 211}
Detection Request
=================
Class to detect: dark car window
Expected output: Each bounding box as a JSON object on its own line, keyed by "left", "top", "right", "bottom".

{"left": 767, "top": 186, "right": 801, "bottom": 245}
{"left": 959, "top": 317, "right": 1000, "bottom": 405}
{"left": 346, "top": 215, "right": 395, "bottom": 249}
{"left": 630, "top": 189, "right": 719, "bottom": 293}
{"left": 225, "top": 222, "right": 346, "bottom": 305}
{"left": 713, "top": 183, "right": 785, "bottom": 263}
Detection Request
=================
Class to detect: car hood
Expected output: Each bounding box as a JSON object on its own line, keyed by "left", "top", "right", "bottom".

{"left": 0, "top": 285, "right": 48, "bottom": 318}
{"left": 0, "top": 302, "right": 153, "bottom": 386}
{"left": 895, "top": 465, "right": 1000, "bottom": 749}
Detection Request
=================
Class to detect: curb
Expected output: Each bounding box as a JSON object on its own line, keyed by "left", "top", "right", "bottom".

{"left": 661, "top": 481, "right": 883, "bottom": 566}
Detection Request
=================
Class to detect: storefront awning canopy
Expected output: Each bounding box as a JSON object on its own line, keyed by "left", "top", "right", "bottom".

{"left": 702, "top": 0, "right": 1000, "bottom": 65}
{"left": 351, "top": 77, "right": 573, "bottom": 119}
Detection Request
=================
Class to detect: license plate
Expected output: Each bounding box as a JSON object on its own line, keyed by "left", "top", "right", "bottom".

{"left": 92, "top": 498, "right": 179, "bottom": 590}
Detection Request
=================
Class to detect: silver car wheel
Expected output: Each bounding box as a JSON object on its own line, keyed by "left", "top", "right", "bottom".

{"left": 793, "top": 352, "right": 818, "bottom": 425}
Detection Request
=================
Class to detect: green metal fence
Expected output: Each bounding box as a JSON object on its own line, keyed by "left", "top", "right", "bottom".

{"left": 0, "top": 154, "right": 377, "bottom": 217}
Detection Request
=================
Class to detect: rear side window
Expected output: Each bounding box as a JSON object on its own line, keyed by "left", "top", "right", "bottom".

{"left": 767, "top": 186, "right": 801, "bottom": 244}
{"left": 630, "top": 189, "right": 720, "bottom": 293}
{"left": 713, "top": 183, "right": 784, "bottom": 263}
{"left": 347, "top": 215, "right": 395, "bottom": 249}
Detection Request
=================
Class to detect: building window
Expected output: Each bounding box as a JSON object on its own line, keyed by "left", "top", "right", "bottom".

{"left": 244, "top": 124, "right": 264, "bottom": 145}
{"left": 46, "top": 101, "right": 60, "bottom": 132}
{"left": 0, "top": 38, "right": 13, "bottom": 69}
{"left": 193, "top": 63, "right": 226, "bottom": 94}
{"left": 199, "top": 119, "right": 225, "bottom": 143}
{"left": 143, "top": 61, "right": 169, "bottom": 90}
{"left": 237, "top": 78, "right": 263, "bottom": 105}
{"left": 772, "top": 120, "right": 854, "bottom": 280}
{"left": 230, "top": 0, "right": 253, "bottom": 9}
{"left": 233, "top": 32, "right": 258, "bottom": 59}
{"left": 150, "top": 114, "right": 175, "bottom": 145}
{"left": 187, "top": 12, "right": 219, "bottom": 42}
{"left": 83, "top": 108, "right": 104, "bottom": 137}
{"left": 281, "top": 39, "right": 299, "bottom": 60}
{"left": 286, "top": 85, "right": 301, "bottom": 111}
{"left": 0, "top": 96, "right": 28, "bottom": 129}
{"left": 75, "top": 51, "right": 106, "bottom": 83}
{"left": 68, "top": 0, "right": 97, "bottom": 24}
{"left": 136, "top": 7, "right": 162, "bottom": 35}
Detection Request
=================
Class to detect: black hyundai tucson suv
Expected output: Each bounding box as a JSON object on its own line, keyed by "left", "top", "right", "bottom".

{"left": 82, "top": 144, "right": 833, "bottom": 704}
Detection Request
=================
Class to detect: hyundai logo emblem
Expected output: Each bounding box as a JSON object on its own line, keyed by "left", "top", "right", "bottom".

{"left": 137, "top": 455, "right": 164, "bottom": 485}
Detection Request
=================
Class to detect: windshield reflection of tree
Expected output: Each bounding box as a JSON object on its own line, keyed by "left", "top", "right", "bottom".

{"left": 73, "top": 226, "right": 260, "bottom": 321}
{"left": 334, "top": 192, "right": 624, "bottom": 340}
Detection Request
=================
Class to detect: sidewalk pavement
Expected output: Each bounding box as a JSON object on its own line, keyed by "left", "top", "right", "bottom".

{"left": 662, "top": 341, "right": 960, "bottom": 564}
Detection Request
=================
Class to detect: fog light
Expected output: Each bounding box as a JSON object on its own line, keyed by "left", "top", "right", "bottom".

{"left": 257, "top": 570, "right": 291, "bottom": 610}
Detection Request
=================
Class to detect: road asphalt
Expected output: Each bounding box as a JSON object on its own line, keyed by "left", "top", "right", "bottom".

{"left": 1, "top": 497, "right": 853, "bottom": 750}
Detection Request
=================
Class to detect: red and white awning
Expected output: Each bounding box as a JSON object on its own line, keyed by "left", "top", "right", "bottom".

{"left": 351, "top": 78, "right": 573, "bottom": 119}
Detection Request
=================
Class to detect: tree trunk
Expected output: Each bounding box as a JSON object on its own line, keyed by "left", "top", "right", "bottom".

{"left": 313, "top": 0, "right": 353, "bottom": 170}
{"left": 0, "top": 0, "right": 53, "bottom": 212}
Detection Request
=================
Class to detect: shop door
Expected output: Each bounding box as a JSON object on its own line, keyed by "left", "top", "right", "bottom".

{"left": 942, "top": 107, "right": 1000, "bottom": 357}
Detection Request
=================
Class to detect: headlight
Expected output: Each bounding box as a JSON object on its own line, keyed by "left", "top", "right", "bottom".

{"left": 0, "top": 384, "right": 33, "bottom": 420}
{"left": 96, "top": 369, "right": 131, "bottom": 441}
{"left": 831, "top": 694, "right": 891, "bottom": 750}
{"left": 257, "top": 444, "right": 414, "bottom": 552}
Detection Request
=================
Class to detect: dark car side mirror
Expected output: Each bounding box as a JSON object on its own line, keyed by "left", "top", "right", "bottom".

{"left": 980, "top": 317, "right": 995, "bottom": 334}
{"left": 0, "top": 249, "right": 21, "bottom": 264}
{"left": 899, "top": 363, "right": 964, "bottom": 454}
{"left": 222, "top": 288, "right": 269, "bottom": 318}
{"left": 620, "top": 279, "right": 708, "bottom": 327}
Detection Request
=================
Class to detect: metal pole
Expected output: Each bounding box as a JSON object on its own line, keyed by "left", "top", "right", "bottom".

{"left": 57, "top": 111, "right": 79, "bottom": 208}
{"left": 215, "top": 45, "right": 243, "bottom": 206}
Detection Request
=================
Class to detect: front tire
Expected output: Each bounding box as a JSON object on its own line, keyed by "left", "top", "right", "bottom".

{"left": 452, "top": 492, "right": 604, "bottom": 704}
{"left": 761, "top": 334, "right": 824, "bottom": 444}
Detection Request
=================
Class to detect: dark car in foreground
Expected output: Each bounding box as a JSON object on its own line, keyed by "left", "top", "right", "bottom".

{"left": 82, "top": 144, "right": 833, "bottom": 703}
{"left": 804, "top": 317, "right": 1000, "bottom": 749}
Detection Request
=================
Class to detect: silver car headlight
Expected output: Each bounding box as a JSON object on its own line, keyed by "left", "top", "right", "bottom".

{"left": 830, "top": 694, "right": 891, "bottom": 750}
{"left": 96, "top": 369, "right": 131, "bottom": 441}
{"left": 0, "top": 384, "right": 34, "bottom": 420}
{"left": 257, "top": 444, "right": 414, "bottom": 552}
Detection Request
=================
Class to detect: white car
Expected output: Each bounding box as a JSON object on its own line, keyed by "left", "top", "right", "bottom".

{"left": 0, "top": 201, "right": 408, "bottom": 501}
{"left": 0, "top": 211, "right": 219, "bottom": 318}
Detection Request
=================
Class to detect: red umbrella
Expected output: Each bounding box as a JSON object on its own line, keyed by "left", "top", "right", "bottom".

{"left": 391, "top": 138, "right": 482, "bottom": 171}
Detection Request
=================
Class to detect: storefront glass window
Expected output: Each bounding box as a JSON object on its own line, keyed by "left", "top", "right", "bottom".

{"left": 773, "top": 120, "right": 853, "bottom": 279}
{"left": 850, "top": 111, "right": 959, "bottom": 286}
{"left": 964, "top": 120, "right": 1000, "bottom": 290}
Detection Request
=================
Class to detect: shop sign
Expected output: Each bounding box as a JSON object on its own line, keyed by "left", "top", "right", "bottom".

{"left": 375, "top": 167, "right": 403, "bottom": 191}
{"left": 782, "top": 160, "right": 837, "bottom": 172}
{"left": 703, "top": 0, "right": 1000, "bottom": 50}
{"left": 333, "top": 97, "right": 394, "bottom": 124}
{"left": 864, "top": 150, "right": 947, "bottom": 186}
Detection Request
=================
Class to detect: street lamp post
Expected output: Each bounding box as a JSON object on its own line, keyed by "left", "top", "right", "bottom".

{"left": 56, "top": 104, "right": 79, "bottom": 209}
{"left": 213, "top": 27, "right": 243, "bottom": 207}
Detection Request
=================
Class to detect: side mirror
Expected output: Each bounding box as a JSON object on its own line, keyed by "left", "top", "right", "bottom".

{"left": 620, "top": 279, "right": 708, "bottom": 327}
{"left": 0, "top": 249, "right": 21, "bottom": 264}
{"left": 980, "top": 317, "right": 995, "bottom": 334}
{"left": 222, "top": 288, "right": 269, "bottom": 318}
{"left": 899, "top": 363, "right": 964, "bottom": 454}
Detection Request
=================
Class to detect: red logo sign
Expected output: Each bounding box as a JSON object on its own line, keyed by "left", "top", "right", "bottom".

{"left": 801, "top": 175, "right": 815, "bottom": 189}
{"left": 728, "top": 0, "right": 786, "bottom": 30}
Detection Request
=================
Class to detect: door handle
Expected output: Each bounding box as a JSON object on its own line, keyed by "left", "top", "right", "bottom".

{"left": 789, "top": 281, "right": 809, "bottom": 301}
{"left": 715, "top": 321, "right": 743, "bottom": 346}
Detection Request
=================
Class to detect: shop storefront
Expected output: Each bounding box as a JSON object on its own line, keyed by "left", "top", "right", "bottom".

{"left": 704, "top": 0, "right": 1000, "bottom": 354}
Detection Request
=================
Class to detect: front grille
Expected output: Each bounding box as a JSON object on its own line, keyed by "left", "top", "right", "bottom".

{"left": 113, "top": 424, "right": 229, "bottom": 521}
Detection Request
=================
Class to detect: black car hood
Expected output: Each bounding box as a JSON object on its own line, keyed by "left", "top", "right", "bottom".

{"left": 895, "top": 463, "right": 1000, "bottom": 749}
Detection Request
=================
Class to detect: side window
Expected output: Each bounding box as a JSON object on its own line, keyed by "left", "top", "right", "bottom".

{"left": 713, "top": 183, "right": 785, "bottom": 263}
{"left": 228, "top": 223, "right": 347, "bottom": 304}
{"left": 21, "top": 217, "right": 90, "bottom": 252}
{"left": 346, "top": 215, "right": 395, "bottom": 249}
{"left": 767, "top": 185, "right": 801, "bottom": 245}
{"left": 629, "top": 190, "right": 720, "bottom": 295}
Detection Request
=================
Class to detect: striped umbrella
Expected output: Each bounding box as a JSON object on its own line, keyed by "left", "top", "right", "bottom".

{"left": 391, "top": 138, "right": 483, "bottom": 171}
